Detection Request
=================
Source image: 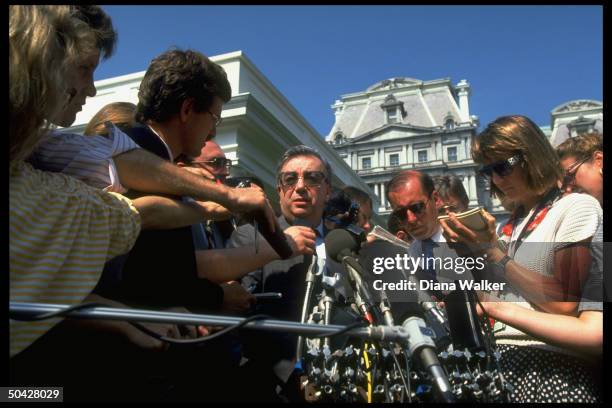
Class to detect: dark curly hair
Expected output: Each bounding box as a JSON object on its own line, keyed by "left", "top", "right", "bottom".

{"left": 135, "top": 48, "right": 232, "bottom": 123}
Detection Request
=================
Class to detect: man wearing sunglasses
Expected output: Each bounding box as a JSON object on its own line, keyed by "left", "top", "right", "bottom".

{"left": 228, "top": 145, "right": 333, "bottom": 401}
{"left": 386, "top": 170, "right": 475, "bottom": 292}
{"left": 180, "top": 140, "right": 232, "bottom": 183}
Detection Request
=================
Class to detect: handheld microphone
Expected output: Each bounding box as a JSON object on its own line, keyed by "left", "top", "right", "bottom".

{"left": 325, "top": 229, "right": 379, "bottom": 323}
{"left": 251, "top": 209, "right": 293, "bottom": 260}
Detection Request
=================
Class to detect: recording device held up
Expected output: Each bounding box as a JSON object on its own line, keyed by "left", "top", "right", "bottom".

{"left": 224, "top": 176, "right": 293, "bottom": 260}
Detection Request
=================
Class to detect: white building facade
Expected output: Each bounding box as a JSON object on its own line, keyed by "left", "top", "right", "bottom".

{"left": 325, "top": 77, "right": 491, "bottom": 217}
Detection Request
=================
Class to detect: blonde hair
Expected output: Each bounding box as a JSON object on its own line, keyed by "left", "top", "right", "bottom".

{"left": 472, "top": 115, "right": 562, "bottom": 200}
{"left": 9, "top": 5, "right": 99, "bottom": 170}
{"left": 84, "top": 102, "right": 137, "bottom": 136}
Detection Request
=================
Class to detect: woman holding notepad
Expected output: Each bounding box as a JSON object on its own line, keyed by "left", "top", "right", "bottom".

{"left": 439, "top": 115, "right": 602, "bottom": 403}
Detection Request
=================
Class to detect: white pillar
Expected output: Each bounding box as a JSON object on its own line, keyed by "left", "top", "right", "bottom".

{"left": 455, "top": 79, "right": 471, "bottom": 123}
{"left": 380, "top": 183, "right": 386, "bottom": 209}
{"left": 469, "top": 175, "right": 478, "bottom": 206}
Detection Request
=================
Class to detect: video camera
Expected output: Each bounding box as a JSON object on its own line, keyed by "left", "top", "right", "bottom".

{"left": 323, "top": 190, "right": 366, "bottom": 244}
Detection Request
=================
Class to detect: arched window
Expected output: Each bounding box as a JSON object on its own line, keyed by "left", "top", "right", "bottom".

{"left": 334, "top": 132, "right": 344, "bottom": 144}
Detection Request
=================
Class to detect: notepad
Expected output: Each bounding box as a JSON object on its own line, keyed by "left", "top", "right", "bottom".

{"left": 438, "top": 207, "right": 488, "bottom": 231}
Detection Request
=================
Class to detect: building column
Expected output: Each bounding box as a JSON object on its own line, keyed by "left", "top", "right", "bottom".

{"left": 468, "top": 174, "right": 478, "bottom": 206}
{"left": 380, "top": 182, "right": 386, "bottom": 209}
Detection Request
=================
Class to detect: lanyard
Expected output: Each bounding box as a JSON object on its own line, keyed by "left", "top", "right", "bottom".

{"left": 507, "top": 188, "right": 561, "bottom": 254}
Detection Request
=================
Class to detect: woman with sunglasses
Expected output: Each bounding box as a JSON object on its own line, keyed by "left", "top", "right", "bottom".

{"left": 440, "top": 115, "right": 602, "bottom": 403}
{"left": 556, "top": 132, "right": 603, "bottom": 207}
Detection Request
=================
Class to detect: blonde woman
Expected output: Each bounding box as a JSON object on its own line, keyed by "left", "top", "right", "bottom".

{"left": 9, "top": 5, "right": 142, "bottom": 357}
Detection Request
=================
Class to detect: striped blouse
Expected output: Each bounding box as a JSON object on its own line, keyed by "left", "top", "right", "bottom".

{"left": 28, "top": 123, "right": 140, "bottom": 193}
{"left": 9, "top": 162, "right": 141, "bottom": 357}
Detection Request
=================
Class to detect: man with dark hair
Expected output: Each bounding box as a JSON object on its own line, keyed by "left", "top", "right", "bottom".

{"left": 116, "top": 48, "right": 259, "bottom": 313}
{"left": 386, "top": 170, "right": 445, "bottom": 283}
{"left": 228, "top": 145, "right": 337, "bottom": 400}
{"left": 342, "top": 185, "right": 374, "bottom": 231}
{"left": 432, "top": 174, "right": 469, "bottom": 215}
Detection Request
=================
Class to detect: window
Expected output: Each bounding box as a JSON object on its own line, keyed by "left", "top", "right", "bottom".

{"left": 445, "top": 119, "right": 455, "bottom": 130}
{"left": 447, "top": 146, "right": 457, "bottom": 162}
{"left": 334, "top": 133, "right": 344, "bottom": 144}
{"left": 362, "top": 157, "right": 371, "bottom": 169}
{"left": 418, "top": 150, "right": 427, "bottom": 163}
{"left": 387, "top": 109, "right": 398, "bottom": 124}
{"left": 389, "top": 153, "right": 399, "bottom": 167}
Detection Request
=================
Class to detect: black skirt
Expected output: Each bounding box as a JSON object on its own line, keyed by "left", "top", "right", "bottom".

{"left": 498, "top": 344, "right": 602, "bottom": 403}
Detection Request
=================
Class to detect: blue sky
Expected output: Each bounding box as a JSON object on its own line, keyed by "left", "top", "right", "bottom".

{"left": 97, "top": 5, "right": 602, "bottom": 136}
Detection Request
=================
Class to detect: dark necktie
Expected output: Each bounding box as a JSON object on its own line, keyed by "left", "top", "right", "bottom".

{"left": 422, "top": 238, "right": 437, "bottom": 280}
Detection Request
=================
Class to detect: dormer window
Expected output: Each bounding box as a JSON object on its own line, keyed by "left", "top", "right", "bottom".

{"left": 387, "top": 109, "right": 398, "bottom": 124}
{"left": 567, "top": 115, "right": 596, "bottom": 138}
{"left": 443, "top": 112, "right": 455, "bottom": 130}
{"left": 381, "top": 94, "right": 406, "bottom": 125}
{"left": 334, "top": 131, "right": 345, "bottom": 144}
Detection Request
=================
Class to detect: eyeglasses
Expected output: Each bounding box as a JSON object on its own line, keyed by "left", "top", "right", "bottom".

{"left": 191, "top": 157, "right": 232, "bottom": 170}
{"left": 278, "top": 171, "right": 327, "bottom": 188}
{"left": 391, "top": 199, "right": 430, "bottom": 220}
{"left": 562, "top": 156, "right": 589, "bottom": 188}
{"left": 479, "top": 154, "right": 522, "bottom": 178}
{"left": 208, "top": 110, "right": 222, "bottom": 127}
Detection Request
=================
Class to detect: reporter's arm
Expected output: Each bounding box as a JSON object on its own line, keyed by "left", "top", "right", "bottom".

{"left": 196, "top": 225, "right": 316, "bottom": 283}
{"left": 483, "top": 302, "right": 602, "bottom": 356}
{"left": 132, "top": 196, "right": 231, "bottom": 230}
{"left": 114, "top": 149, "right": 276, "bottom": 231}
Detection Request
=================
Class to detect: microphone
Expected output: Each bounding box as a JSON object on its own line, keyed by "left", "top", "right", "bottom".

{"left": 402, "top": 317, "right": 456, "bottom": 403}
{"left": 251, "top": 209, "right": 293, "bottom": 260}
{"left": 325, "top": 229, "right": 378, "bottom": 323}
{"left": 443, "top": 288, "right": 486, "bottom": 351}
{"left": 324, "top": 228, "right": 360, "bottom": 263}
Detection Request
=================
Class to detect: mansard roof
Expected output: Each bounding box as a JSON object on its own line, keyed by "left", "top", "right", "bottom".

{"left": 551, "top": 99, "right": 602, "bottom": 115}
{"left": 328, "top": 77, "right": 463, "bottom": 140}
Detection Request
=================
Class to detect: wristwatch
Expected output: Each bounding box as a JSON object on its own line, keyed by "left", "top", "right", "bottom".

{"left": 497, "top": 255, "right": 512, "bottom": 273}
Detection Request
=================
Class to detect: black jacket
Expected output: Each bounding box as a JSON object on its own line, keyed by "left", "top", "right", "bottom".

{"left": 117, "top": 124, "right": 224, "bottom": 311}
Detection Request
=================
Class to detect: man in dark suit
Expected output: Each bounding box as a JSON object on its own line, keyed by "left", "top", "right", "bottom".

{"left": 116, "top": 49, "right": 273, "bottom": 313}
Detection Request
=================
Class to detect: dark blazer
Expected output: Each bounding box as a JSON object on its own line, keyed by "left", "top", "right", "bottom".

{"left": 230, "top": 215, "right": 311, "bottom": 322}
{"left": 117, "top": 124, "right": 224, "bottom": 311}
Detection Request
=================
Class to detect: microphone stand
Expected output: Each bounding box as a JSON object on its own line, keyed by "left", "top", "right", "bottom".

{"left": 296, "top": 254, "right": 319, "bottom": 361}
{"left": 9, "top": 302, "right": 411, "bottom": 342}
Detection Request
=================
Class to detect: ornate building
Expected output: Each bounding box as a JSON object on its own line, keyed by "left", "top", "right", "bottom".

{"left": 326, "top": 77, "right": 488, "bottom": 217}
{"left": 544, "top": 99, "right": 603, "bottom": 147}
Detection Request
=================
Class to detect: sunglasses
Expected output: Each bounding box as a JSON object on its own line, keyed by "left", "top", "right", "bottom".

{"left": 191, "top": 157, "right": 232, "bottom": 170}
{"left": 391, "top": 199, "right": 430, "bottom": 219}
{"left": 278, "top": 171, "right": 327, "bottom": 188}
{"left": 562, "top": 156, "right": 589, "bottom": 187}
{"left": 479, "top": 154, "right": 522, "bottom": 178}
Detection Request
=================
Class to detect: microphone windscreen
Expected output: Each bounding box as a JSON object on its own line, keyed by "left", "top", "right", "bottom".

{"left": 325, "top": 228, "right": 359, "bottom": 263}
